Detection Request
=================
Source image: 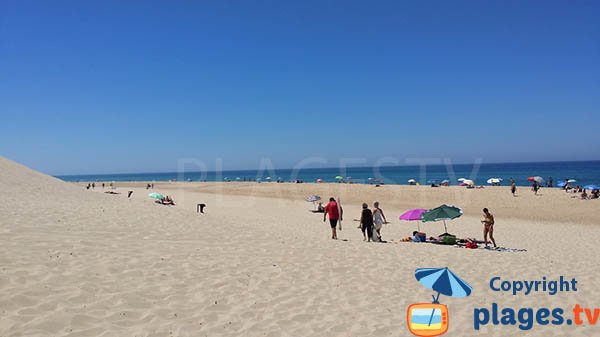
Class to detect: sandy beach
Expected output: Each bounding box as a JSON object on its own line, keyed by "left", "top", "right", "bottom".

{"left": 2, "top": 156, "right": 600, "bottom": 337}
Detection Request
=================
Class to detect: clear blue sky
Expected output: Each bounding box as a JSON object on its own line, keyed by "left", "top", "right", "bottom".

{"left": 1, "top": 0, "right": 599, "bottom": 175}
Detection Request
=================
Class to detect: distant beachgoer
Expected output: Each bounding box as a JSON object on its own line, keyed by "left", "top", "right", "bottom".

{"left": 323, "top": 197, "right": 342, "bottom": 240}
{"left": 481, "top": 208, "right": 496, "bottom": 248}
{"left": 591, "top": 190, "right": 599, "bottom": 199}
{"left": 102, "top": 183, "right": 105, "bottom": 188}
{"left": 317, "top": 202, "right": 324, "bottom": 212}
{"left": 360, "top": 203, "right": 374, "bottom": 242}
{"left": 581, "top": 190, "right": 588, "bottom": 200}
{"left": 548, "top": 177, "right": 553, "bottom": 188}
{"left": 127, "top": 190, "right": 133, "bottom": 198}
{"left": 412, "top": 231, "right": 427, "bottom": 242}
{"left": 510, "top": 181, "right": 516, "bottom": 196}
{"left": 92, "top": 182, "right": 95, "bottom": 189}
{"left": 532, "top": 181, "right": 539, "bottom": 195}
{"left": 162, "top": 196, "right": 175, "bottom": 205}
{"left": 372, "top": 201, "right": 387, "bottom": 241}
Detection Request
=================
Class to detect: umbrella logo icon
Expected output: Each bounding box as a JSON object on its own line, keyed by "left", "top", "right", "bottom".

{"left": 407, "top": 268, "right": 472, "bottom": 336}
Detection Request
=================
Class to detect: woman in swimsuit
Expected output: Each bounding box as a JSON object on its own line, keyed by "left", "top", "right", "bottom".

{"left": 372, "top": 201, "right": 387, "bottom": 242}
{"left": 481, "top": 208, "right": 496, "bottom": 247}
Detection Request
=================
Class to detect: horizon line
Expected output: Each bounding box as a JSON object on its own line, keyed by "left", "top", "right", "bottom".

{"left": 54, "top": 159, "right": 600, "bottom": 178}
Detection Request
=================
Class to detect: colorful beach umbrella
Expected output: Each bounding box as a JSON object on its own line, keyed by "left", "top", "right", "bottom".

{"left": 415, "top": 267, "right": 472, "bottom": 302}
{"left": 528, "top": 176, "right": 544, "bottom": 183}
{"left": 400, "top": 208, "right": 427, "bottom": 231}
{"left": 148, "top": 192, "right": 164, "bottom": 200}
{"left": 584, "top": 184, "right": 599, "bottom": 190}
{"left": 421, "top": 204, "right": 463, "bottom": 233}
{"left": 335, "top": 175, "right": 344, "bottom": 180}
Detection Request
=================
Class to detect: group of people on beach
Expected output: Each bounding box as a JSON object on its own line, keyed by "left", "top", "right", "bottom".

{"left": 322, "top": 198, "right": 388, "bottom": 242}
{"left": 321, "top": 198, "right": 497, "bottom": 248}
{"left": 358, "top": 202, "right": 387, "bottom": 242}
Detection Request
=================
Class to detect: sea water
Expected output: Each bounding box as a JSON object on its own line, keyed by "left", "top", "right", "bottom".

{"left": 56, "top": 161, "right": 600, "bottom": 187}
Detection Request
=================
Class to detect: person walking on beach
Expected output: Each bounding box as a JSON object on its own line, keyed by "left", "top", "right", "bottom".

{"left": 324, "top": 197, "right": 342, "bottom": 240}
{"left": 372, "top": 201, "right": 387, "bottom": 242}
{"left": 510, "top": 178, "right": 517, "bottom": 197}
{"left": 481, "top": 208, "right": 496, "bottom": 248}
{"left": 532, "top": 181, "right": 540, "bottom": 195}
{"left": 360, "top": 203, "right": 374, "bottom": 242}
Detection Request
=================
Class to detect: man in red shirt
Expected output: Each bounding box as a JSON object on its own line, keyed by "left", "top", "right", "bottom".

{"left": 324, "top": 197, "right": 343, "bottom": 239}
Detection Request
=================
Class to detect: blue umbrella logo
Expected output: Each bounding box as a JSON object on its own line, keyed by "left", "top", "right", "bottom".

{"left": 407, "top": 268, "right": 472, "bottom": 336}
{"left": 415, "top": 267, "right": 472, "bottom": 303}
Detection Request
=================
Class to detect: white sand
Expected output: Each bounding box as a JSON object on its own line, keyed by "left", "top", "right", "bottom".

{"left": 1, "top": 156, "right": 600, "bottom": 336}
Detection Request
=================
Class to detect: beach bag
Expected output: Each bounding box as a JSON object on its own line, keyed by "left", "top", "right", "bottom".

{"left": 465, "top": 242, "right": 478, "bottom": 249}
{"left": 442, "top": 235, "right": 457, "bottom": 245}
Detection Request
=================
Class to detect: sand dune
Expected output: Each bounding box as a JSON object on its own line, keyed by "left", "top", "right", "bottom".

{"left": 1, "top": 157, "right": 600, "bottom": 336}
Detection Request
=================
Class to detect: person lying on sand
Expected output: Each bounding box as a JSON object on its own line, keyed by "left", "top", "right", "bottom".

{"left": 581, "top": 190, "right": 589, "bottom": 200}
{"left": 161, "top": 196, "right": 175, "bottom": 205}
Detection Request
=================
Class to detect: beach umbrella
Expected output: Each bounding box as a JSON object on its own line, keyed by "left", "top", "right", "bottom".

{"left": 415, "top": 267, "right": 472, "bottom": 303}
{"left": 584, "top": 184, "right": 599, "bottom": 190}
{"left": 486, "top": 178, "right": 502, "bottom": 184}
{"left": 407, "top": 179, "right": 416, "bottom": 184}
{"left": 400, "top": 208, "right": 427, "bottom": 231}
{"left": 441, "top": 179, "right": 449, "bottom": 184}
{"left": 421, "top": 204, "right": 463, "bottom": 233}
{"left": 235, "top": 177, "right": 241, "bottom": 180}
{"left": 457, "top": 178, "right": 467, "bottom": 182}
{"left": 306, "top": 195, "right": 321, "bottom": 202}
{"left": 427, "top": 179, "right": 439, "bottom": 184}
{"left": 528, "top": 176, "right": 544, "bottom": 183}
{"left": 335, "top": 175, "right": 344, "bottom": 180}
{"left": 265, "top": 176, "right": 271, "bottom": 181}
{"left": 462, "top": 179, "right": 474, "bottom": 186}
{"left": 567, "top": 179, "right": 577, "bottom": 183}
{"left": 148, "top": 192, "right": 164, "bottom": 200}
{"left": 316, "top": 178, "right": 323, "bottom": 183}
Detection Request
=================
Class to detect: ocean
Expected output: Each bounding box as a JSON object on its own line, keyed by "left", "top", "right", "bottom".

{"left": 56, "top": 161, "right": 600, "bottom": 187}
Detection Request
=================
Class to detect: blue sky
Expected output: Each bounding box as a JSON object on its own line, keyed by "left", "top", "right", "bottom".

{"left": 1, "top": 0, "right": 599, "bottom": 175}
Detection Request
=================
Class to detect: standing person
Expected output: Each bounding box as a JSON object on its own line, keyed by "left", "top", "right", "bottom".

{"left": 548, "top": 177, "right": 553, "bottom": 188}
{"left": 324, "top": 197, "right": 342, "bottom": 240}
{"left": 91, "top": 182, "right": 95, "bottom": 189}
{"left": 360, "top": 203, "right": 374, "bottom": 242}
{"left": 372, "top": 201, "right": 387, "bottom": 241}
{"left": 481, "top": 208, "right": 497, "bottom": 248}
{"left": 510, "top": 179, "right": 517, "bottom": 197}
{"left": 532, "top": 181, "right": 539, "bottom": 195}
